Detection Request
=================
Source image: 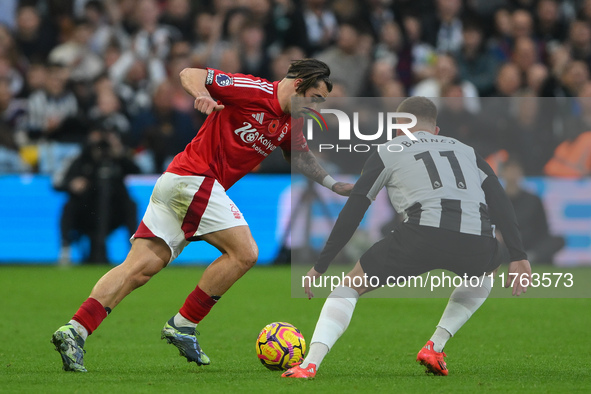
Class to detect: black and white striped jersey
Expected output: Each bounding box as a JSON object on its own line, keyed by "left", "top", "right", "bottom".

{"left": 356, "top": 131, "right": 492, "bottom": 237}
{"left": 314, "top": 130, "right": 527, "bottom": 273}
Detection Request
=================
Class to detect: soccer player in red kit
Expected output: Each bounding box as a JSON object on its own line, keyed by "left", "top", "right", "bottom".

{"left": 51, "top": 59, "right": 353, "bottom": 372}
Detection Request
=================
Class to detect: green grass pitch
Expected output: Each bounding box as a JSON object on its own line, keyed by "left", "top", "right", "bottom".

{"left": 1, "top": 265, "right": 590, "bottom": 393}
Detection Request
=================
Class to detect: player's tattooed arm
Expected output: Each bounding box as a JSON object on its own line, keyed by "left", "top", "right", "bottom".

{"left": 286, "top": 151, "right": 353, "bottom": 196}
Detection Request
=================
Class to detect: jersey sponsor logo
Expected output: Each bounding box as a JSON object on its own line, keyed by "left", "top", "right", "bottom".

{"left": 235, "top": 122, "right": 259, "bottom": 143}
{"left": 216, "top": 73, "right": 233, "bottom": 87}
{"left": 252, "top": 112, "right": 265, "bottom": 124}
{"left": 205, "top": 69, "right": 214, "bottom": 85}
{"left": 234, "top": 121, "right": 279, "bottom": 157}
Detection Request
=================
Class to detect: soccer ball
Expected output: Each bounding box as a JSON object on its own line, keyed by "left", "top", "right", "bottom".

{"left": 255, "top": 322, "right": 306, "bottom": 370}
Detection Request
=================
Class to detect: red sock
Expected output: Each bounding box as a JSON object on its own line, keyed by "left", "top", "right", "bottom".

{"left": 179, "top": 286, "right": 219, "bottom": 324}
{"left": 72, "top": 297, "right": 108, "bottom": 335}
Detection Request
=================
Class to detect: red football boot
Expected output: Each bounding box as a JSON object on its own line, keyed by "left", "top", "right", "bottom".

{"left": 416, "top": 340, "right": 448, "bottom": 376}
{"left": 281, "top": 363, "right": 317, "bottom": 379}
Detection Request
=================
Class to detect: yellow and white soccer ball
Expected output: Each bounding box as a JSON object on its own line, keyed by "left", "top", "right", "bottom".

{"left": 255, "top": 322, "right": 306, "bottom": 370}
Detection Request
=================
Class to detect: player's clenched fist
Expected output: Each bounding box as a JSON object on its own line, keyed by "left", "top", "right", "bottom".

{"left": 194, "top": 95, "right": 225, "bottom": 115}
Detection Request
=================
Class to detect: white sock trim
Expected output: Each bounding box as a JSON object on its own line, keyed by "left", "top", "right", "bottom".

{"left": 68, "top": 319, "right": 88, "bottom": 341}
{"left": 174, "top": 312, "right": 197, "bottom": 328}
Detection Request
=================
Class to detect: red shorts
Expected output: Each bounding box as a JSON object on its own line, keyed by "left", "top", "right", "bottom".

{"left": 132, "top": 172, "right": 248, "bottom": 262}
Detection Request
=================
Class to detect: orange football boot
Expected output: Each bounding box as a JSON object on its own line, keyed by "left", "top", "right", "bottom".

{"left": 281, "top": 363, "right": 317, "bottom": 379}
{"left": 417, "top": 340, "right": 448, "bottom": 376}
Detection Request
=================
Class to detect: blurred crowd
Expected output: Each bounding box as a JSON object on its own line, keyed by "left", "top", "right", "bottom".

{"left": 1, "top": 0, "right": 591, "bottom": 177}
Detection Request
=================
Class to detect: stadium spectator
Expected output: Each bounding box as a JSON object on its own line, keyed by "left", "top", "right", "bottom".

{"left": 400, "top": 15, "right": 436, "bottom": 86}
{"left": 511, "top": 36, "right": 540, "bottom": 74}
{"left": 48, "top": 18, "right": 104, "bottom": 83}
{"left": 438, "top": 83, "right": 498, "bottom": 157}
{"left": 362, "top": 59, "right": 397, "bottom": 97}
{"left": 26, "top": 62, "right": 84, "bottom": 174}
{"left": 131, "top": 0, "right": 181, "bottom": 61}
{"left": 544, "top": 82, "right": 591, "bottom": 177}
{"left": 421, "top": 0, "right": 464, "bottom": 53}
{"left": 82, "top": 0, "right": 130, "bottom": 56}
{"left": 493, "top": 62, "right": 523, "bottom": 96}
{"left": 501, "top": 158, "right": 565, "bottom": 264}
{"left": 0, "top": 77, "right": 28, "bottom": 172}
{"left": 159, "top": 0, "right": 193, "bottom": 42}
{"left": 456, "top": 21, "right": 499, "bottom": 96}
{"left": 0, "top": 55, "right": 24, "bottom": 96}
{"left": 579, "top": 0, "right": 591, "bottom": 23}
{"left": 412, "top": 53, "right": 480, "bottom": 112}
{"left": 130, "top": 80, "right": 194, "bottom": 173}
{"left": 380, "top": 79, "right": 405, "bottom": 98}
{"left": 14, "top": 5, "right": 57, "bottom": 63}
{"left": 191, "top": 10, "right": 226, "bottom": 69}
{"left": 301, "top": 0, "right": 338, "bottom": 55}
{"left": 509, "top": 96, "right": 556, "bottom": 175}
{"left": 512, "top": 9, "right": 536, "bottom": 39}
{"left": 166, "top": 40, "right": 196, "bottom": 114}
{"left": 564, "top": 19, "right": 591, "bottom": 64}
{"left": 112, "top": 57, "right": 162, "bottom": 117}
{"left": 0, "top": 23, "right": 25, "bottom": 74}
{"left": 88, "top": 86, "right": 130, "bottom": 141}
{"left": 489, "top": 7, "right": 514, "bottom": 62}
{"left": 54, "top": 129, "right": 139, "bottom": 264}
{"left": 218, "top": 46, "right": 242, "bottom": 74}
{"left": 237, "top": 21, "right": 271, "bottom": 80}
{"left": 317, "top": 22, "right": 371, "bottom": 97}
{"left": 373, "top": 20, "right": 403, "bottom": 69}
{"left": 0, "top": 0, "right": 589, "bottom": 181}
{"left": 542, "top": 59, "right": 589, "bottom": 97}
{"left": 270, "top": 46, "right": 306, "bottom": 82}
{"left": 535, "top": 0, "right": 568, "bottom": 43}
{"left": 525, "top": 63, "right": 550, "bottom": 95}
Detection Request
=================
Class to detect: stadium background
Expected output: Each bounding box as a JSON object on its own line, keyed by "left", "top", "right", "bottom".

{"left": 1, "top": 0, "right": 591, "bottom": 265}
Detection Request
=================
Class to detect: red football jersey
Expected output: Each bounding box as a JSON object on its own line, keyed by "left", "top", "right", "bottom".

{"left": 166, "top": 68, "right": 308, "bottom": 189}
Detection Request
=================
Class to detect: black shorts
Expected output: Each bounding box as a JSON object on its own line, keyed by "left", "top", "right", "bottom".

{"left": 359, "top": 223, "right": 506, "bottom": 285}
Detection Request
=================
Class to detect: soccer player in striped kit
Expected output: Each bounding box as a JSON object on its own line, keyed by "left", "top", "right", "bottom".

{"left": 51, "top": 59, "right": 353, "bottom": 372}
{"left": 283, "top": 96, "right": 531, "bottom": 378}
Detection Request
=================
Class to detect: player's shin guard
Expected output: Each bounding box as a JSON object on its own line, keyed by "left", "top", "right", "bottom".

{"left": 432, "top": 274, "right": 493, "bottom": 351}
{"left": 303, "top": 286, "right": 359, "bottom": 369}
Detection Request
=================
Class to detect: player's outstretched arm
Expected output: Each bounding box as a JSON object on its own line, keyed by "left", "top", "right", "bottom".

{"left": 179, "top": 68, "right": 225, "bottom": 115}
{"left": 286, "top": 150, "right": 353, "bottom": 196}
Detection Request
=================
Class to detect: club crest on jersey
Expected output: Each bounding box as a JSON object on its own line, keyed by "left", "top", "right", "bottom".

{"left": 216, "top": 74, "right": 233, "bottom": 87}
{"left": 235, "top": 122, "right": 259, "bottom": 143}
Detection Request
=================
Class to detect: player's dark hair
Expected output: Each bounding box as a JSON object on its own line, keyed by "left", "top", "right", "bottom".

{"left": 286, "top": 59, "right": 333, "bottom": 94}
{"left": 396, "top": 96, "right": 438, "bottom": 124}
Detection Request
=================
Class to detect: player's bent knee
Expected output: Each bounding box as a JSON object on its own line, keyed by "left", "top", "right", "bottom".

{"left": 120, "top": 256, "right": 167, "bottom": 290}
{"left": 237, "top": 244, "right": 258, "bottom": 269}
